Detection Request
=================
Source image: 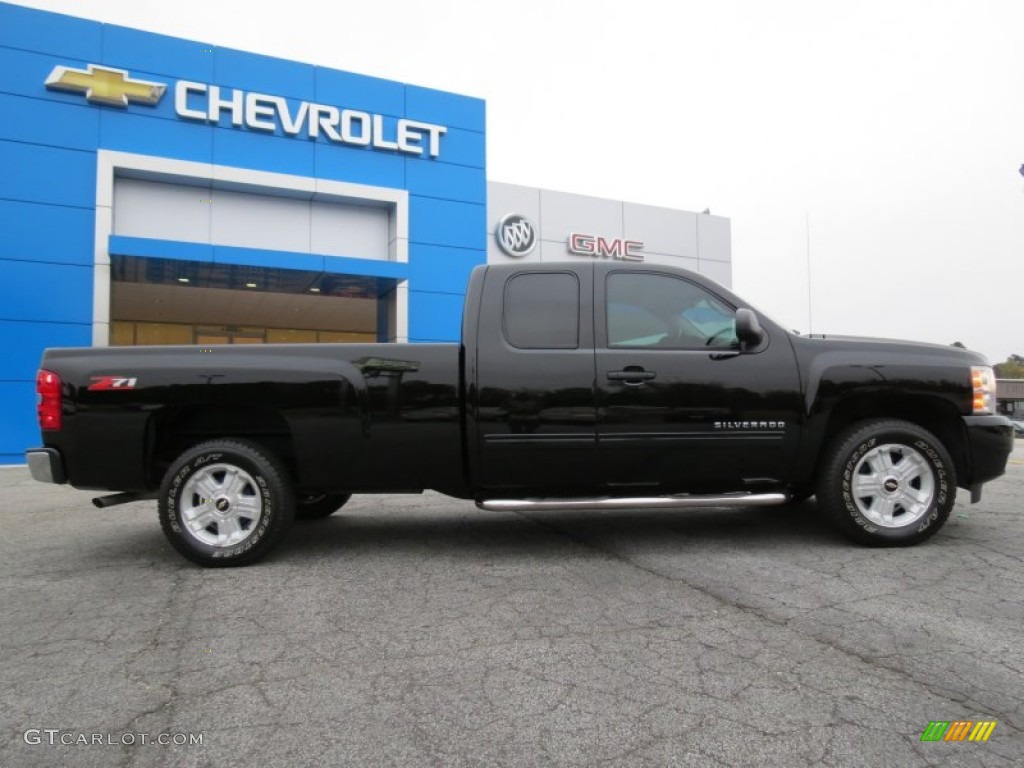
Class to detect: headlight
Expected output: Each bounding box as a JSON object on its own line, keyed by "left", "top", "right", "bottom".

{"left": 971, "top": 366, "right": 996, "bottom": 415}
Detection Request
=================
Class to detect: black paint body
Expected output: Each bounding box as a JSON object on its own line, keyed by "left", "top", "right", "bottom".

{"left": 32, "top": 262, "right": 1013, "bottom": 501}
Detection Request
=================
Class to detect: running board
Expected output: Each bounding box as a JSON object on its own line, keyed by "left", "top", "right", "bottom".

{"left": 477, "top": 492, "right": 789, "bottom": 513}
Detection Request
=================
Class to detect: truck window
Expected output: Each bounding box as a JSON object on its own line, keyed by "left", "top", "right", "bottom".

{"left": 503, "top": 272, "right": 580, "bottom": 349}
{"left": 607, "top": 272, "right": 738, "bottom": 349}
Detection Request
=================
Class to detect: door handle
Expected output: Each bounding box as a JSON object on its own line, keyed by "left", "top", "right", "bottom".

{"left": 607, "top": 368, "right": 656, "bottom": 385}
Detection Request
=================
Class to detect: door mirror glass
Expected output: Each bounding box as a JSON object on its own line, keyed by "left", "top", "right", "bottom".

{"left": 735, "top": 308, "right": 764, "bottom": 349}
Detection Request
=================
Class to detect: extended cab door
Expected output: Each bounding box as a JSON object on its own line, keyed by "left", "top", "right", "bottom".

{"left": 594, "top": 266, "right": 803, "bottom": 493}
{"left": 471, "top": 265, "right": 597, "bottom": 493}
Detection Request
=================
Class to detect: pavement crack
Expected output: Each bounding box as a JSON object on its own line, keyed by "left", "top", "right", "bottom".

{"left": 115, "top": 563, "right": 191, "bottom": 768}
{"left": 511, "top": 509, "right": 1024, "bottom": 727}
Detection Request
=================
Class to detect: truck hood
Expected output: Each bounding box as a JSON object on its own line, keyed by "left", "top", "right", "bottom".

{"left": 795, "top": 333, "right": 991, "bottom": 367}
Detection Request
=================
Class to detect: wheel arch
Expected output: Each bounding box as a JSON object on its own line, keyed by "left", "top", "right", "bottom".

{"left": 147, "top": 404, "right": 297, "bottom": 488}
{"left": 805, "top": 391, "right": 967, "bottom": 489}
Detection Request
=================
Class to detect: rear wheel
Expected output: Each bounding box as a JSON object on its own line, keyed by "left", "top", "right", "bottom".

{"left": 159, "top": 439, "right": 295, "bottom": 567}
{"left": 295, "top": 493, "right": 351, "bottom": 520}
{"left": 816, "top": 419, "right": 956, "bottom": 546}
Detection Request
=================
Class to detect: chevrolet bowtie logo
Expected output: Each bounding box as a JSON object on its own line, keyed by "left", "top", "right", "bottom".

{"left": 45, "top": 64, "right": 166, "bottom": 107}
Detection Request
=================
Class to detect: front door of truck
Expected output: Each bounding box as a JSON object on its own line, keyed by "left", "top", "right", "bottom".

{"left": 594, "top": 267, "right": 802, "bottom": 493}
{"left": 473, "top": 266, "right": 597, "bottom": 494}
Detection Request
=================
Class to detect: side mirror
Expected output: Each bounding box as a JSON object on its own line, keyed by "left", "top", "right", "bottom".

{"left": 735, "top": 308, "right": 764, "bottom": 350}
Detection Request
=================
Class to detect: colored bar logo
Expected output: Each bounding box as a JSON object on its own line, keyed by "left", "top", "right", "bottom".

{"left": 920, "top": 720, "right": 996, "bottom": 742}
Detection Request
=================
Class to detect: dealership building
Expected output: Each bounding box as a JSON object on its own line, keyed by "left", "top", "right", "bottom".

{"left": 0, "top": 1, "right": 731, "bottom": 464}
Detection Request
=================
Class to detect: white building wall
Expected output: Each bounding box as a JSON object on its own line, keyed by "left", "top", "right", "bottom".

{"left": 486, "top": 182, "right": 732, "bottom": 287}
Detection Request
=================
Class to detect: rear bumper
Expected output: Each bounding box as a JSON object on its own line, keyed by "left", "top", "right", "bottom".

{"left": 961, "top": 415, "right": 1014, "bottom": 495}
{"left": 25, "top": 448, "right": 66, "bottom": 485}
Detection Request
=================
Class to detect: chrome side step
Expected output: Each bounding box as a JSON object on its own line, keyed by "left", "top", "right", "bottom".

{"left": 477, "top": 492, "right": 789, "bottom": 513}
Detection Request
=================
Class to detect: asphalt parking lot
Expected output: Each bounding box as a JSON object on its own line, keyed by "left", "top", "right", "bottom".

{"left": 1, "top": 444, "right": 1022, "bottom": 768}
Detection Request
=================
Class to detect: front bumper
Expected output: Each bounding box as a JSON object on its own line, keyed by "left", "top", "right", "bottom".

{"left": 25, "top": 448, "right": 66, "bottom": 485}
{"left": 961, "top": 415, "right": 1014, "bottom": 499}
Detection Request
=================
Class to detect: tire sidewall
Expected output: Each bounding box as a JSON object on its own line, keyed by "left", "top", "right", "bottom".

{"left": 160, "top": 441, "right": 293, "bottom": 566}
{"left": 825, "top": 421, "right": 955, "bottom": 544}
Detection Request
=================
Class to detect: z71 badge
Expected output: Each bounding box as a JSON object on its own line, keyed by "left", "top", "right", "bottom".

{"left": 88, "top": 376, "right": 138, "bottom": 390}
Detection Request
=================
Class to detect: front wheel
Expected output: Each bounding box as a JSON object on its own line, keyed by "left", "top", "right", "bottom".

{"left": 816, "top": 419, "right": 956, "bottom": 546}
{"left": 158, "top": 439, "right": 296, "bottom": 567}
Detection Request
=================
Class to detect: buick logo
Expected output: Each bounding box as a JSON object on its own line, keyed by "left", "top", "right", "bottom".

{"left": 496, "top": 214, "right": 537, "bottom": 257}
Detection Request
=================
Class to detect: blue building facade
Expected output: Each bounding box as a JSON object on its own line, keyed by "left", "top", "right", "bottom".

{"left": 0, "top": 2, "right": 486, "bottom": 464}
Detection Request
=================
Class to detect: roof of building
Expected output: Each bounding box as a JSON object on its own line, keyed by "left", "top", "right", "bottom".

{"left": 996, "top": 379, "right": 1024, "bottom": 400}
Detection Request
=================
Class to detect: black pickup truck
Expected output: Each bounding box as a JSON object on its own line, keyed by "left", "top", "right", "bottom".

{"left": 26, "top": 262, "right": 1013, "bottom": 566}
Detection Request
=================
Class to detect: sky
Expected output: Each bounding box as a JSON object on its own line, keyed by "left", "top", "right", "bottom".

{"left": 18, "top": 0, "right": 1024, "bottom": 363}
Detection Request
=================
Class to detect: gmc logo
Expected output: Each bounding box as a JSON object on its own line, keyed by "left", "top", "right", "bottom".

{"left": 568, "top": 233, "right": 644, "bottom": 262}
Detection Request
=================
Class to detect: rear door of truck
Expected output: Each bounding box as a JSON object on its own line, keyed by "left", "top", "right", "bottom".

{"left": 468, "top": 265, "right": 597, "bottom": 494}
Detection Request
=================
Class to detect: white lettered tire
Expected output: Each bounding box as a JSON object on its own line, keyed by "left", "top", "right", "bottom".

{"left": 816, "top": 419, "right": 956, "bottom": 546}
{"left": 159, "top": 439, "right": 296, "bottom": 567}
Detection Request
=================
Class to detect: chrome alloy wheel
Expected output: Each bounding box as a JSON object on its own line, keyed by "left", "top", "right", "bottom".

{"left": 851, "top": 443, "right": 935, "bottom": 528}
{"left": 179, "top": 463, "right": 263, "bottom": 547}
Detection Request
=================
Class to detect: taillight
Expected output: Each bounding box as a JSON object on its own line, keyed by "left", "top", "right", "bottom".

{"left": 37, "top": 369, "right": 62, "bottom": 431}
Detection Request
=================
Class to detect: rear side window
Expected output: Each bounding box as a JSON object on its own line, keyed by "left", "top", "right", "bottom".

{"left": 503, "top": 272, "right": 579, "bottom": 349}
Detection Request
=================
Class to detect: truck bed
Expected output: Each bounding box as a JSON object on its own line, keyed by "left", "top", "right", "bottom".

{"left": 39, "top": 343, "right": 468, "bottom": 496}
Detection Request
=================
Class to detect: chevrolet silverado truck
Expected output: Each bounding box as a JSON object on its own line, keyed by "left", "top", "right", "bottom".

{"left": 25, "top": 262, "right": 1014, "bottom": 567}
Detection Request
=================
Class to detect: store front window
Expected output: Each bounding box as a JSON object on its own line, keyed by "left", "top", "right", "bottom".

{"left": 109, "top": 256, "right": 389, "bottom": 346}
